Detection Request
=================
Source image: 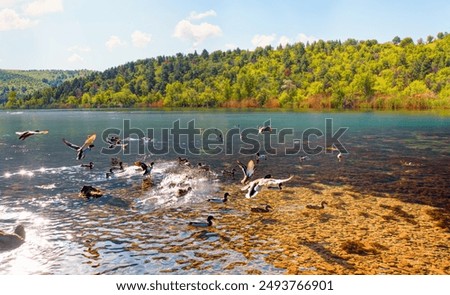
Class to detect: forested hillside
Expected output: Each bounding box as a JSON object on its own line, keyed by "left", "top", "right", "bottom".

{"left": 3, "top": 33, "right": 450, "bottom": 109}
{"left": 0, "top": 69, "right": 92, "bottom": 107}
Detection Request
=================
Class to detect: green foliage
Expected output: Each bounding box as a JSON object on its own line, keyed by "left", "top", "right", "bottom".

{"left": 0, "top": 69, "right": 91, "bottom": 106}
{"left": 3, "top": 33, "right": 450, "bottom": 109}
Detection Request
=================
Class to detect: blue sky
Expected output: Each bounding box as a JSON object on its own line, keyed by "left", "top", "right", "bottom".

{"left": 0, "top": 0, "right": 449, "bottom": 71}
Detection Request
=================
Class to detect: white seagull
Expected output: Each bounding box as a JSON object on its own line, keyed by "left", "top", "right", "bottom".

{"left": 241, "top": 175, "right": 294, "bottom": 198}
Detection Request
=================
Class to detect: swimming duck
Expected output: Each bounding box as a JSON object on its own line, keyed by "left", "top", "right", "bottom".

{"left": 242, "top": 175, "right": 294, "bottom": 198}
{"left": 81, "top": 162, "right": 94, "bottom": 169}
{"left": 189, "top": 216, "right": 214, "bottom": 227}
{"left": 178, "top": 157, "right": 191, "bottom": 167}
{"left": 134, "top": 161, "right": 154, "bottom": 176}
{"left": 255, "top": 152, "right": 268, "bottom": 163}
{"left": 197, "top": 163, "right": 210, "bottom": 171}
{"left": 0, "top": 225, "right": 25, "bottom": 252}
{"left": 251, "top": 204, "right": 273, "bottom": 213}
{"left": 80, "top": 185, "right": 103, "bottom": 199}
{"left": 237, "top": 159, "right": 256, "bottom": 184}
{"left": 207, "top": 192, "right": 230, "bottom": 203}
{"left": 16, "top": 130, "right": 49, "bottom": 140}
{"left": 177, "top": 187, "right": 192, "bottom": 197}
{"left": 299, "top": 156, "right": 310, "bottom": 162}
{"left": 62, "top": 134, "right": 96, "bottom": 160}
{"left": 306, "top": 201, "right": 328, "bottom": 210}
{"left": 106, "top": 168, "right": 115, "bottom": 179}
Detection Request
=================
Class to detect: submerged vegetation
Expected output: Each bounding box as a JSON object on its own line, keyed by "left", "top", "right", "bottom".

{"left": 2, "top": 33, "right": 450, "bottom": 110}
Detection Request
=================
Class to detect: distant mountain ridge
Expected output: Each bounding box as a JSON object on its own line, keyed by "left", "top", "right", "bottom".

{"left": 0, "top": 69, "right": 93, "bottom": 103}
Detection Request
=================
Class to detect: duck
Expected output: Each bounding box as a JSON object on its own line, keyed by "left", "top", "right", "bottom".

{"left": 106, "top": 168, "right": 115, "bottom": 179}
{"left": 15, "top": 130, "right": 48, "bottom": 140}
{"left": 207, "top": 192, "right": 230, "bottom": 203}
{"left": 111, "top": 161, "right": 124, "bottom": 171}
{"left": 251, "top": 204, "right": 273, "bottom": 213}
{"left": 237, "top": 159, "right": 256, "bottom": 184}
{"left": 306, "top": 201, "right": 328, "bottom": 210}
{"left": 178, "top": 157, "right": 191, "bottom": 167}
{"left": 258, "top": 125, "right": 272, "bottom": 134}
{"left": 134, "top": 161, "right": 154, "bottom": 176}
{"left": 299, "top": 156, "right": 310, "bottom": 162}
{"left": 0, "top": 225, "right": 25, "bottom": 252}
{"left": 81, "top": 162, "right": 94, "bottom": 169}
{"left": 80, "top": 185, "right": 103, "bottom": 199}
{"left": 242, "top": 175, "right": 294, "bottom": 198}
{"left": 197, "top": 162, "right": 210, "bottom": 172}
{"left": 189, "top": 215, "right": 214, "bottom": 227}
{"left": 255, "top": 152, "right": 268, "bottom": 163}
{"left": 178, "top": 156, "right": 189, "bottom": 164}
{"left": 177, "top": 187, "right": 192, "bottom": 197}
{"left": 62, "top": 134, "right": 96, "bottom": 160}
{"left": 337, "top": 152, "right": 343, "bottom": 162}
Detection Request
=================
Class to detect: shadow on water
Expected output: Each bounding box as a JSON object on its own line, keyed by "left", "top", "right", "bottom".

{"left": 300, "top": 239, "right": 355, "bottom": 270}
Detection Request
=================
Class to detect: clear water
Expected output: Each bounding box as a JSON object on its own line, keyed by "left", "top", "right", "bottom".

{"left": 0, "top": 109, "right": 449, "bottom": 274}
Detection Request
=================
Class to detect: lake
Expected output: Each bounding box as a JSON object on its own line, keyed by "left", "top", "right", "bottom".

{"left": 0, "top": 109, "right": 449, "bottom": 274}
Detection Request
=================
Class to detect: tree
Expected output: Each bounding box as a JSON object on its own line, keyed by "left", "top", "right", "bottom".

{"left": 5, "top": 91, "right": 19, "bottom": 108}
{"left": 400, "top": 37, "right": 414, "bottom": 47}
{"left": 392, "top": 36, "right": 401, "bottom": 45}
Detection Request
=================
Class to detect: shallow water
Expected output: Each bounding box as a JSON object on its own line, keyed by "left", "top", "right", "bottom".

{"left": 0, "top": 110, "right": 449, "bottom": 274}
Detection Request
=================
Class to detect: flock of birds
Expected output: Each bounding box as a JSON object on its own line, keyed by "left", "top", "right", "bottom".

{"left": 1, "top": 124, "right": 342, "bottom": 250}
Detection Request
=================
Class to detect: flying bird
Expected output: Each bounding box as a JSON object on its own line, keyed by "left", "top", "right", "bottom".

{"left": 237, "top": 159, "right": 256, "bottom": 184}
{"left": 16, "top": 130, "right": 48, "bottom": 140}
{"left": 258, "top": 125, "right": 272, "bottom": 134}
{"left": 62, "top": 134, "right": 96, "bottom": 160}
{"left": 242, "top": 175, "right": 294, "bottom": 198}
{"left": 134, "top": 161, "right": 154, "bottom": 176}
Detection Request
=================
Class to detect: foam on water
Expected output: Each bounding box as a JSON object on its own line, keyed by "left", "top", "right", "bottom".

{"left": 137, "top": 161, "right": 221, "bottom": 210}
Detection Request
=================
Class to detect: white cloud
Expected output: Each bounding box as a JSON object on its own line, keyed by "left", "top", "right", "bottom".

{"left": 0, "top": 8, "right": 36, "bottom": 31}
{"left": 174, "top": 19, "right": 222, "bottom": 46}
{"left": 0, "top": 0, "right": 16, "bottom": 9}
{"left": 131, "top": 30, "right": 151, "bottom": 48}
{"left": 24, "top": 0, "right": 63, "bottom": 16}
{"left": 296, "top": 33, "right": 318, "bottom": 44}
{"left": 105, "top": 35, "right": 126, "bottom": 51}
{"left": 67, "top": 53, "right": 83, "bottom": 64}
{"left": 251, "top": 34, "right": 276, "bottom": 48}
{"left": 188, "top": 9, "right": 216, "bottom": 20}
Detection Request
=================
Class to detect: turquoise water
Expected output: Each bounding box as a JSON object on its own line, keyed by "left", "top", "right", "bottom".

{"left": 0, "top": 110, "right": 449, "bottom": 274}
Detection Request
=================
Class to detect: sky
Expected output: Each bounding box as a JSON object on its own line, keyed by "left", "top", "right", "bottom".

{"left": 0, "top": 0, "right": 449, "bottom": 71}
